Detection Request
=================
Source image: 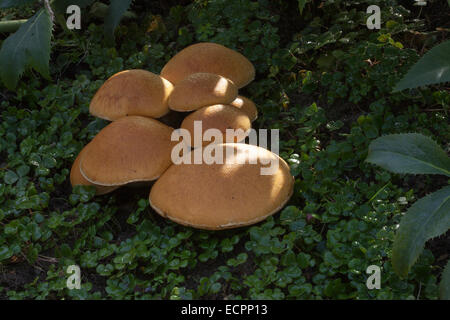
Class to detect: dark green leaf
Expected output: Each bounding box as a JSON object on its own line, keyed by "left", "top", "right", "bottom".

{"left": 394, "top": 40, "right": 450, "bottom": 92}
{"left": 0, "top": 0, "right": 37, "bottom": 8}
{"left": 4, "top": 170, "right": 18, "bottom": 184}
{"left": 104, "top": 0, "right": 133, "bottom": 41}
{"left": 366, "top": 134, "right": 450, "bottom": 177}
{"left": 0, "top": 246, "right": 13, "bottom": 261}
{"left": 298, "top": 0, "right": 307, "bottom": 15}
{"left": 392, "top": 186, "right": 450, "bottom": 277}
{"left": 17, "top": 165, "right": 30, "bottom": 177}
{"left": 0, "top": 9, "right": 53, "bottom": 90}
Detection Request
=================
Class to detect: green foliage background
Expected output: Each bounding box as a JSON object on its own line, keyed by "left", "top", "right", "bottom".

{"left": 0, "top": 0, "right": 449, "bottom": 299}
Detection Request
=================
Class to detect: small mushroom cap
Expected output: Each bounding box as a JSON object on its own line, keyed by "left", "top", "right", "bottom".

{"left": 168, "top": 73, "right": 238, "bottom": 112}
{"left": 230, "top": 95, "right": 258, "bottom": 122}
{"left": 90, "top": 69, "right": 174, "bottom": 121}
{"left": 161, "top": 42, "right": 255, "bottom": 89}
{"left": 180, "top": 104, "right": 251, "bottom": 147}
{"left": 80, "top": 116, "right": 175, "bottom": 186}
{"left": 70, "top": 145, "right": 119, "bottom": 195}
{"left": 149, "top": 143, "right": 294, "bottom": 230}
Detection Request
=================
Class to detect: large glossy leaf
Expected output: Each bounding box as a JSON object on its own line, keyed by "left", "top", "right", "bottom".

{"left": 366, "top": 133, "right": 450, "bottom": 177}
{"left": 394, "top": 40, "right": 450, "bottom": 92}
{"left": 104, "top": 0, "right": 133, "bottom": 41}
{"left": 440, "top": 260, "right": 450, "bottom": 300}
{"left": 0, "top": 0, "right": 37, "bottom": 8}
{"left": 0, "top": 8, "right": 53, "bottom": 90}
{"left": 392, "top": 186, "right": 450, "bottom": 278}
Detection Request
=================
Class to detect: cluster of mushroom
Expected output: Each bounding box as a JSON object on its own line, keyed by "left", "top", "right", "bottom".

{"left": 70, "top": 42, "right": 294, "bottom": 230}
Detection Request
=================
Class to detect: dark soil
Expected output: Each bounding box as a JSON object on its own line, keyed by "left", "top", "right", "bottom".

{"left": 427, "top": 230, "right": 450, "bottom": 272}
{"left": 408, "top": 0, "right": 450, "bottom": 31}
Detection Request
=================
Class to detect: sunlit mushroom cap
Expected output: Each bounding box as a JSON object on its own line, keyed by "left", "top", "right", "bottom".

{"left": 149, "top": 143, "right": 294, "bottom": 230}
{"left": 180, "top": 104, "right": 251, "bottom": 147}
{"left": 90, "top": 69, "right": 174, "bottom": 121}
{"left": 168, "top": 73, "right": 238, "bottom": 112}
{"left": 230, "top": 95, "right": 258, "bottom": 122}
{"left": 161, "top": 42, "right": 255, "bottom": 89}
{"left": 70, "top": 145, "right": 119, "bottom": 195}
{"left": 80, "top": 116, "right": 175, "bottom": 186}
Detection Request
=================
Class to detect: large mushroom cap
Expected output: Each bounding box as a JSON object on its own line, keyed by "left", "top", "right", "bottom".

{"left": 70, "top": 145, "right": 119, "bottom": 195}
{"left": 180, "top": 104, "right": 251, "bottom": 147}
{"left": 161, "top": 42, "right": 255, "bottom": 89}
{"left": 168, "top": 73, "right": 238, "bottom": 112}
{"left": 80, "top": 116, "right": 175, "bottom": 186}
{"left": 230, "top": 95, "right": 258, "bottom": 122}
{"left": 149, "top": 143, "right": 294, "bottom": 230}
{"left": 90, "top": 69, "right": 174, "bottom": 121}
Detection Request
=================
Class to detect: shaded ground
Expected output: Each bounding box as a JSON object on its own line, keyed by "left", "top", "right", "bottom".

{"left": 0, "top": 0, "right": 448, "bottom": 299}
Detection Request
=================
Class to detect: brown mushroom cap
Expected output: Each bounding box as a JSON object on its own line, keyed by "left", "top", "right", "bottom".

{"left": 70, "top": 145, "right": 119, "bottom": 195}
{"left": 180, "top": 104, "right": 251, "bottom": 147}
{"left": 80, "top": 116, "right": 175, "bottom": 186}
{"left": 230, "top": 95, "right": 258, "bottom": 122}
{"left": 149, "top": 143, "right": 294, "bottom": 230}
{"left": 160, "top": 42, "right": 255, "bottom": 89}
{"left": 90, "top": 69, "right": 174, "bottom": 121}
{"left": 168, "top": 73, "right": 238, "bottom": 112}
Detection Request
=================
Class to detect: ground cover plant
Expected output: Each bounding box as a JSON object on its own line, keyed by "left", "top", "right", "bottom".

{"left": 0, "top": 0, "right": 449, "bottom": 300}
{"left": 366, "top": 133, "right": 450, "bottom": 299}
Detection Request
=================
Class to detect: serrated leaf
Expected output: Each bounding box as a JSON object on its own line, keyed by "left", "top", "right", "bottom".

{"left": 52, "top": 0, "right": 95, "bottom": 14}
{"left": 0, "top": 0, "right": 37, "bottom": 8}
{"left": 104, "top": 0, "right": 133, "bottom": 41}
{"left": 394, "top": 40, "right": 450, "bottom": 92}
{"left": 440, "top": 260, "right": 450, "bottom": 300}
{"left": 366, "top": 133, "right": 450, "bottom": 177}
{"left": 392, "top": 186, "right": 450, "bottom": 278}
{"left": 0, "top": 9, "right": 53, "bottom": 90}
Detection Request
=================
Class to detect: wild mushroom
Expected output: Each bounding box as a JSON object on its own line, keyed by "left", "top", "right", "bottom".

{"left": 149, "top": 143, "right": 294, "bottom": 230}
{"left": 230, "top": 95, "right": 258, "bottom": 122}
{"left": 180, "top": 104, "right": 251, "bottom": 147}
{"left": 90, "top": 69, "right": 174, "bottom": 121}
{"left": 168, "top": 72, "right": 238, "bottom": 112}
{"left": 70, "top": 145, "right": 119, "bottom": 195}
{"left": 79, "top": 116, "right": 175, "bottom": 186}
{"left": 160, "top": 42, "right": 255, "bottom": 89}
